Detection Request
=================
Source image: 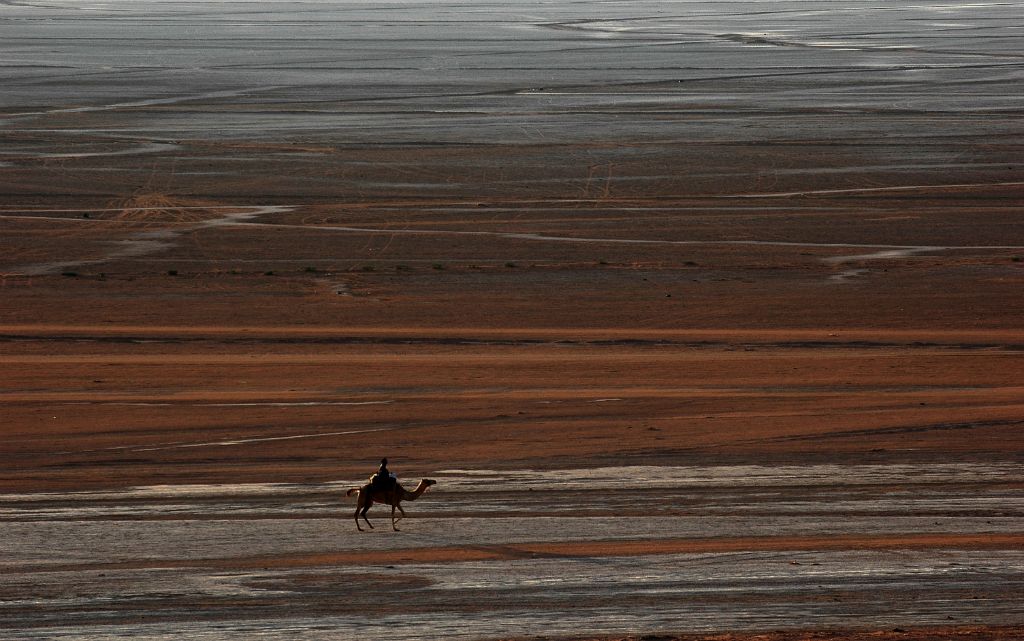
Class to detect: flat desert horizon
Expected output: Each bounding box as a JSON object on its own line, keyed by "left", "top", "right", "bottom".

{"left": 1, "top": 1, "right": 1022, "bottom": 640}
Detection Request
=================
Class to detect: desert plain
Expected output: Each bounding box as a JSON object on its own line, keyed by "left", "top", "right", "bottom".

{"left": 1, "top": 1, "right": 1023, "bottom": 640}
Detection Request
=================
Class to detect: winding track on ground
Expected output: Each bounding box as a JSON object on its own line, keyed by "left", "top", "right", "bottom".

{"left": 6, "top": 197, "right": 1024, "bottom": 277}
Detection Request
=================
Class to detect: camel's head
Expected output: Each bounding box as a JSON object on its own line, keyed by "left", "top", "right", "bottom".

{"left": 421, "top": 478, "right": 437, "bottom": 490}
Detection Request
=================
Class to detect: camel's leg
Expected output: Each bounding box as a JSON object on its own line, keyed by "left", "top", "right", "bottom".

{"left": 353, "top": 492, "right": 365, "bottom": 532}
{"left": 353, "top": 503, "right": 364, "bottom": 532}
{"left": 389, "top": 499, "right": 405, "bottom": 528}
{"left": 359, "top": 497, "right": 374, "bottom": 531}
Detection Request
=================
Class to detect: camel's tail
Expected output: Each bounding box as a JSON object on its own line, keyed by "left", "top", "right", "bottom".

{"left": 346, "top": 487, "right": 360, "bottom": 497}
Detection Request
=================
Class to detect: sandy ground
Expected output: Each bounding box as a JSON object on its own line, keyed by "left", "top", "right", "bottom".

{"left": 2, "top": 0, "right": 1024, "bottom": 639}
{"left": 566, "top": 631, "right": 1024, "bottom": 641}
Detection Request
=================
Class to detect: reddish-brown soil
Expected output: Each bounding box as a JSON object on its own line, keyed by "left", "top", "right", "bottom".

{"left": 4, "top": 194, "right": 1023, "bottom": 639}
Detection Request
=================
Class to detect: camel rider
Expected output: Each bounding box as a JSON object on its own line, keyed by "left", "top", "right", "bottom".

{"left": 370, "top": 457, "right": 397, "bottom": 491}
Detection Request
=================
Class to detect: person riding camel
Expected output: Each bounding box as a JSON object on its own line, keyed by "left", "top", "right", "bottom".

{"left": 369, "top": 457, "right": 397, "bottom": 492}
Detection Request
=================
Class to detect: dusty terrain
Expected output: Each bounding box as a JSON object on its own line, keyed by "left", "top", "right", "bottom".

{"left": 2, "top": 0, "right": 1023, "bottom": 639}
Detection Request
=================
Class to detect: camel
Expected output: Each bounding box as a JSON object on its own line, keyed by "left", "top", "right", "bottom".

{"left": 346, "top": 478, "right": 436, "bottom": 531}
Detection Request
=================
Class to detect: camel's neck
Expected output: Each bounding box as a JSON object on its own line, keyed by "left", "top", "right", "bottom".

{"left": 402, "top": 482, "right": 430, "bottom": 500}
